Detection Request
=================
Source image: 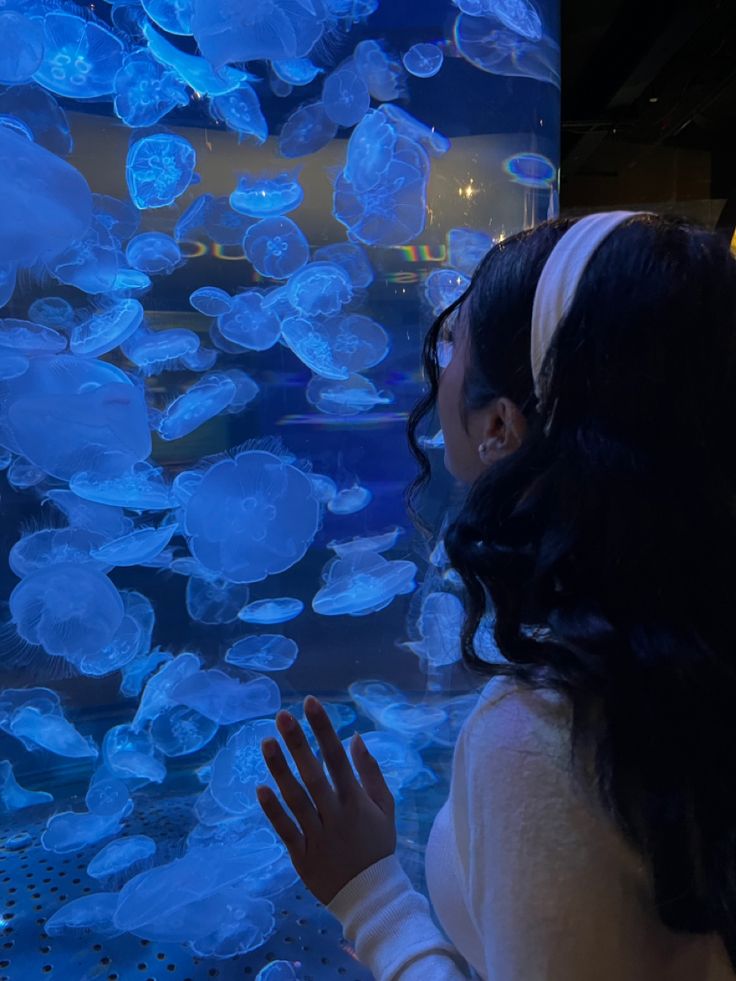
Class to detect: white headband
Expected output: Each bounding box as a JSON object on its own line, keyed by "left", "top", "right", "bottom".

{"left": 530, "top": 210, "right": 649, "bottom": 401}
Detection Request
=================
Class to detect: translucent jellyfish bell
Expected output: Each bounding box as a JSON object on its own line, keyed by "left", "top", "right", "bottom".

{"left": 327, "top": 484, "right": 373, "bottom": 515}
{"left": 225, "top": 635, "right": 298, "bottom": 672}
{"left": 447, "top": 227, "right": 494, "bottom": 275}
{"left": 452, "top": 0, "right": 543, "bottom": 41}
{"left": 313, "top": 242, "right": 374, "bottom": 288}
{"left": 122, "top": 326, "right": 200, "bottom": 374}
{"left": 344, "top": 111, "right": 397, "bottom": 194}
{"left": 272, "top": 58, "right": 323, "bottom": 86}
{"left": 0, "top": 760, "right": 53, "bottom": 812}
{"left": 278, "top": 101, "right": 337, "bottom": 158}
{"left": 33, "top": 12, "right": 124, "bottom": 99}
{"left": 312, "top": 551, "right": 417, "bottom": 617}
{"left": 90, "top": 524, "right": 179, "bottom": 567}
{"left": 503, "top": 151, "right": 556, "bottom": 187}
{"left": 143, "top": 21, "right": 253, "bottom": 96}
{"left": 210, "top": 86, "right": 267, "bottom": 143}
{"left": 453, "top": 15, "right": 560, "bottom": 87}
{"left": 237, "top": 597, "right": 304, "bottom": 625}
{"left": 126, "top": 134, "right": 197, "bottom": 210}
{"left": 230, "top": 172, "right": 304, "bottom": 218}
{"left": 142, "top": 0, "right": 195, "bottom": 35}
{"left": 184, "top": 449, "right": 320, "bottom": 583}
{"left": 150, "top": 704, "right": 219, "bottom": 757}
{"left": 87, "top": 835, "right": 157, "bottom": 882}
{"left": 189, "top": 286, "right": 232, "bottom": 317}
{"left": 353, "top": 40, "right": 404, "bottom": 102}
{"left": 9, "top": 706, "right": 98, "bottom": 759}
{"left": 69, "top": 299, "right": 144, "bottom": 358}
{"left": 402, "top": 43, "right": 444, "bottom": 78}
{"left": 424, "top": 268, "right": 471, "bottom": 315}
{"left": 407, "top": 591, "right": 464, "bottom": 666}
{"left": 322, "top": 61, "right": 370, "bottom": 127}
{"left": 157, "top": 372, "right": 237, "bottom": 440}
{"left": 0, "top": 12, "right": 44, "bottom": 85}
{"left": 286, "top": 262, "right": 353, "bottom": 317}
{"left": 217, "top": 292, "right": 281, "bottom": 351}
{"left": 186, "top": 577, "right": 250, "bottom": 624}
{"left": 44, "top": 892, "right": 121, "bottom": 937}
{"left": 242, "top": 216, "right": 310, "bottom": 280}
{"left": 0, "top": 83, "right": 72, "bottom": 157}
{"left": 171, "top": 668, "right": 282, "bottom": 725}
{"left": 113, "top": 51, "right": 189, "bottom": 128}
{"left": 306, "top": 373, "right": 393, "bottom": 415}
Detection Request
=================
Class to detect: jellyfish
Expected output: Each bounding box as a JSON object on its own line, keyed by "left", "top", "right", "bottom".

{"left": 126, "top": 134, "right": 197, "bottom": 210}
{"left": 191, "top": 0, "right": 328, "bottom": 66}
{"left": 217, "top": 292, "right": 281, "bottom": 351}
{"left": 27, "top": 296, "right": 75, "bottom": 331}
{"left": 0, "top": 125, "right": 92, "bottom": 265}
{"left": 46, "top": 224, "right": 121, "bottom": 296}
{"left": 122, "top": 326, "right": 200, "bottom": 373}
{"left": 225, "top": 635, "right": 298, "bottom": 672}
{"left": 150, "top": 703, "right": 218, "bottom": 757}
{"left": 230, "top": 172, "right": 304, "bottom": 218}
{"left": 353, "top": 39, "right": 404, "bottom": 102}
{"left": 132, "top": 652, "right": 201, "bottom": 731}
{"left": 333, "top": 136, "right": 430, "bottom": 247}
{"left": 9, "top": 527, "right": 113, "bottom": 579}
{"left": 327, "top": 484, "right": 372, "bottom": 515}
{"left": 9, "top": 705, "right": 99, "bottom": 759}
{"left": 406, "top": 591, "right": 464, "bottom": 666}
{"left": 44, "top": 490, "right": 131, "bottom": 541}
{"left": 326, "top": 313, "right": 389, "bottom": 372}
{"left": 0, "top": 354, "right": 28, "bottom": 381}
{"left": 242, "top": 216, "right": 309, "bottom": 280}
{"left": 380, "top": 103, "right": 451, "bottom": 156}
{"left": 223, "top": 369, "right": 260, "bottom": 413}
{"left": 90, "top": 524, "right": 178, "bottom": 568}
{"left": 448, "top": 227, "right": 493, "bottom": 275}
{"left": 125, "top": 233, "right": 182, "bottom": 276}
{"left": 184, "top": 449, "right": 320, "bottom": 584}
{"left": 210, "top": 85, "right": 267, "bottom": 143}
{"left": 120, "top": 648, "right": 173, "bottom": 699}
{"left": 307, "top": 472, "right": 337, "bottom": 503}
{"left": 286, "top": 262, "right": 352, "bottom": 317}
{"left": 272, "top": 58, "right": 323, "bottom": 86}
{"left": 186, "top": 577, "right": 250, "bottom": 624}
{"left": 70, "top": 464, "right": 173, "bottom": 511}
{"left": 73, "top": 590, "right": 155, "bottom": 678}
{"left": 424, "top": 268, "right": 471, "bottom": 315}
{"left": 1, "top": 355, "right": 151, "bottom": 481}
{"left": 158, "top": 372, "right": 237, "bottom": 440}
{"left": 92, "top": 194, "right": 141, "bottom": 245}
{"left": 255, "top": 963, "right": 299, "bottom": 981}
{"left": 237, "top": 597, "right": 304, "bottom": 625}
{"left": 0, "top": 261, "right": 17, "bottom": 309}
{"left": 10, "top": 562, "right": 124, "bottom": 660}
{"left": 103, "top": 725, "right": 166, "bottom": 784}
{"left": 172, "top": 668, "right": 281, "bottom": 725}
{"left": 113, "top": 50, "right": 189, "bottom": 128}
{"left": 188, "top": 286, "right": 231, "bottom": 318}
{"left": 208, "top": 719, "right": 283, "bottom": 814}
{"left": 203, "top": 195, "right": 255, "bottom": 245}
{"left": 313, "top": 242, "right": 374, "bottom": 289}
{"left": 84, "top": 772, "right": 132, "bottom": 821}
{"left": 0, "top": 83, "right": 72, "bottom": 157}
{"left": 0, "top": 318, "right": 66, "bottom": 354}
{"left": 278, "top": 101, "right": 337, "bottom": 158}
{"left": 306, "top": 373, "right": 393, "bottom": 415}
{"left": 312, "top": 551, "right": 417, "bottom": 617}
{"left": 280, "top": 317, "right": 347, "bottom": 380}
{"left": 328, "top": 527, "right": 403, "bottom": 556}
{"left": 341, "top": 730, "right": 432, "bottom": 798}
{"left": 110, "top": 267, "right": 152, "bottom": 294}
{"left": 453, "top": 15, "right": 560, "bottom": 87}
{"left": 452, "top": 0, "right": 543, "bottom": 41}
{"left": 69, "top": 299, "right": 144, "bottom": 358}
{"left": 88, "top": 835, "right": 157, "bottom": 884}
{"left": 0, "top": 11, "right": 44, "bottom": 85}
{"left": 6, "top": 457, "right": 45, "bottom": 490}
{"left": 322, "top": 61, "right": 370, "bottom": 127}
{"left": 343, "top": 110, "right": 397, "bottom": 193}
{"left": 143, "top": 21, "right": 252, "bottom": 96}
{"left": 0, "top": 760, "right": 53, "bottom": 812}
{"left": 402, "top": 42, "right": 444, "bottom": 78}
{"left": 32, "top": 12, "right": 124, "bottom": 99}
{"left": 503, "top": 151, "right": 556, "bottom": 187}
{"left": 142, "top": 0, "right": 194, "bottom": 35}
{"left": 42, "top": 810, "right": 126, "bottom": 855}
{"left": 43, "top": 892, "right": 121, "bottom": 937}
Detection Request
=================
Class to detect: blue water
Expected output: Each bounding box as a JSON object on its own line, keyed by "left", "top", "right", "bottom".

{"left": 0, "top": 0, "right": 558, "bottom": 976}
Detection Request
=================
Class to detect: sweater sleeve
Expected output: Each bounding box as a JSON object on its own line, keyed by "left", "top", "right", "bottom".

{"left": 327, "top": 852, "right": 473, "bottom": 980}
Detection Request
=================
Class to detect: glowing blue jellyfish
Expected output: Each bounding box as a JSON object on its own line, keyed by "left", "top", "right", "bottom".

{"left": 125, "top": 233, "right": 182, "bottom": 276}
{"left": 222, "top": 368, "right": 260, "bottom": 413}
{"left": 143, "top": 22, "right": 252, "bottom": 97}
{"left": 9, "top": 527, "right": 111, "bottom": 579}
{"left": 341, "top": 730, "right": 432, "bottom": 798}
{"left": 272, "top": 58, "right": 323, "bottom": 86}
{"left": 70, "top": 590, "right": 156, "bottom": 679}
{"left": 10, "top": 563, "right": 124, "bottom": 659}
{"left": 313, "top": 551, "right": 416, "bottom": 617}
{"left": 344, "top": 110, "right": 397, "bottom": 193}
{"left": 210, "top": 85, "right": 267, "bottom": 143}
{"left": 47, "top": 224, "right": 121, "bottom": 295}
{"left": 280, "top": 317, "right": 348, "bottom": 380}
{"left": 184, "top": 449, "right": 320, "bottom": 584}
{"left": 0, "top": 12, "right": 44, "bottom": 85}
{"left": 103, "top": 725, "right": 166, "bottom": 784}
{"left": 424, "top": 268, "right": 471, "bottom": 315}
{"left": 90, "top": 524, "right": 178, "bottom": 567}
{"left": 120, "top": 649, "right": 173, "bottom": 699}
{"left": 453, "top": 15, "right": 560, "bottom": 87}
{"left": 151, "top": 704, "right": 219, "bottom": 757}
{"left": 126, "top": 134, "right": 197, "bottom": 210}
{"left": 27, "top": 296, "right": 75, "bottom": 330}
{"left": 189, "top": 286, "right": 232, "bottom": 317}
{"left": 380, "top": 103, "right": 451, "bottom": 156}
{"left": 402, "top": 43, "right": 444, "bottom": 78}
{"left": 322, "top": 61, "right": 370, "bottom": 127}
{"left": 110, "top": 267, "right": 152, "bottom": 294}
{"left": 70, "top": 299, "right": 144, "bottom": 358}
{"left": 45, "top": 490, "right": 131, "bottom": 541}
{"left": 70, "top": 464, "right": 173, "bottom": 511}
{"left": 191, "top": 0, "right": 328, "bottom": 66}
{"left": 328, "top": 527, "right": 403, "bottom": 556}
{"left": 113, "top": 51, "right": 189, "bottom": 128}
{"left": 0, "top": 318, "right": 66, "bottom": 354}
{"left": 0, "top": 760, "right": 53, "bottom": 812}
{"left": 226, "top": 635, "right": 298, "bottom": 672}
{"left": 452, "top": 0, "right": 543, "bottom": 41}
{"left": 172, "top": 668, "right": 282, "bottom": 726}
{"left": 0, "top": 126, "right": 92, "bottom": 265}
{"left": 306, "top": 373, "right": 393, "bottom": 415}
{"left": 186, "top": 577, "right": 250, "bottom": 624}
{"left": 0, "top": 261, "right": 16, "bottom": 308}
{"left": 92, "top": 194, "right": 140, "bottom": 244}
{"left": 6, "top": 457, "right": 44, "bottom": 490}
{"left": 42, "top": 811, "right": 126, "bottom": 856}
{"left": 333, "top": 136, "right": 430, "bottom": 247}
{"left": 353, "top": 40, "right": 404, "bottom": 102}
{"left": 88, "top": 835, "right": 157, "bottom": 883}
{"left": 142, "top": 0, "right": 194, "bottom": 35}
{"left": 0, "top": 83, "right": 72, "bottom": 157}
{"left": 327, "top": 484, "right": 372, "bottom": 515}
{"left": 325, "top": 0, "right": 378, "bottom": 18}
{"left": 242, "top": 217, "right": 309, "bottom": 280}
{"left": 307, "top": 472, "right": 337, "bottom": 503}
{"left": 503, "top": 151, "right": 556, "bottom": 187}
{"left": 10, "top": 706, "right": 98, "bottom": 759}
{"left": 189, "top": 195, "right": 254, "bottom": 246}
{"left": 448, "top": 227, "right": 493, "bottom": 275}
{"left": 269, "top": 69, "right": 293, "bottom": 99}
{"left": 133, "top": 652, "right": 201, "bottom": 731}
{"left": 208, "top": 719, "right": 283, "bottom": 814}
{"left": 230, "top": 172, "right": 304, "bottom": 218}
{"left": 217, "top": 292, "right": 281, "bottom": 351}
{"left": 44, "top": 892, "right": 121, "bottom": 937}
{"left": 255, "top": 962, "right": 299, "bottom": 981}
{"left": 281, "top": 313, "right": 388, "bottom": 379}
{"left": 0, "top": 354, "right": 28, "bottom": 381}
{"left": 287, "top": 262, "right": 352, "bottom": 317}
{"left": 313, "top": 242, "right": 373, "bottom": 288}
{"left": 237, "top": 597, "right": 304, "bottom": 625}
{"left": 122, "top": 326, "right": 200, "bottom": 373}
{"left": 278, "top": 101, "right": 337, "bottom": 158}
{"left": 158, "top": 372, "right": 237, "bottom": 440}
{"left": 405, "top": 591, "right": 464, "bottom": 666}
{"left": 33, "top": 13, "right": 124, "bottom": 98}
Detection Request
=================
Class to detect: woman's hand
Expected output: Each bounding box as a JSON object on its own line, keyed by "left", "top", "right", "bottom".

{"left": 256, "top": 694, "right": 396, "bottom": 906}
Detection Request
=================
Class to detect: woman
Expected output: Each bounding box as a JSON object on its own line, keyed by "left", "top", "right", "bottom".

{"left": 256, "top": 212, "right": 736, "bottom": 979}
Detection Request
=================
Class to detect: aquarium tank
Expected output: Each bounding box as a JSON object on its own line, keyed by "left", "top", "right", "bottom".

{"left": 0, "top": 0, "right": 559, "bottom": 977}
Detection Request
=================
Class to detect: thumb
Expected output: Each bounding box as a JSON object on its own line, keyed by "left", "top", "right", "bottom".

{"left": 351, "top": 733, "right": 395, "bottom": 815}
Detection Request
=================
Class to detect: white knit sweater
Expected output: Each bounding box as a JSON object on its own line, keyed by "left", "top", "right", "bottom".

{"left": 328, "top": 676, "right": 734, "bottom": 981}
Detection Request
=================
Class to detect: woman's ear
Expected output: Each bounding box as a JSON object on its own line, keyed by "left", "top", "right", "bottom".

{"left": 476, "top": 398, "right": 528, "bottom": 466}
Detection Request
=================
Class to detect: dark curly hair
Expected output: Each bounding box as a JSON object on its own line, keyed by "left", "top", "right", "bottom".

{"left": 407, "top": 214, "right": 736, "bottom": 966}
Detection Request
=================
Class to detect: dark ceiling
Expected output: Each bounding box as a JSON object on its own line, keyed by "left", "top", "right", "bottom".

{"left": 560, "top": 0, "right": 736, "bottom": 225}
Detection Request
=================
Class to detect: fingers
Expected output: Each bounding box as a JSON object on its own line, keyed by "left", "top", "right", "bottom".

{"left": 256, "top": 784, "right": 305, "bottom": 861}
{"left": 274, "top": 710, "right": 337, "bottom": 818}
{"left": 351, "top": 733, "right": 395, "bottom": 816}
{"left": 303, "top": 696, "right": 360, "bottom": 800}
{"left": 261, "top": 736, "right": 323, "bottom": 836}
